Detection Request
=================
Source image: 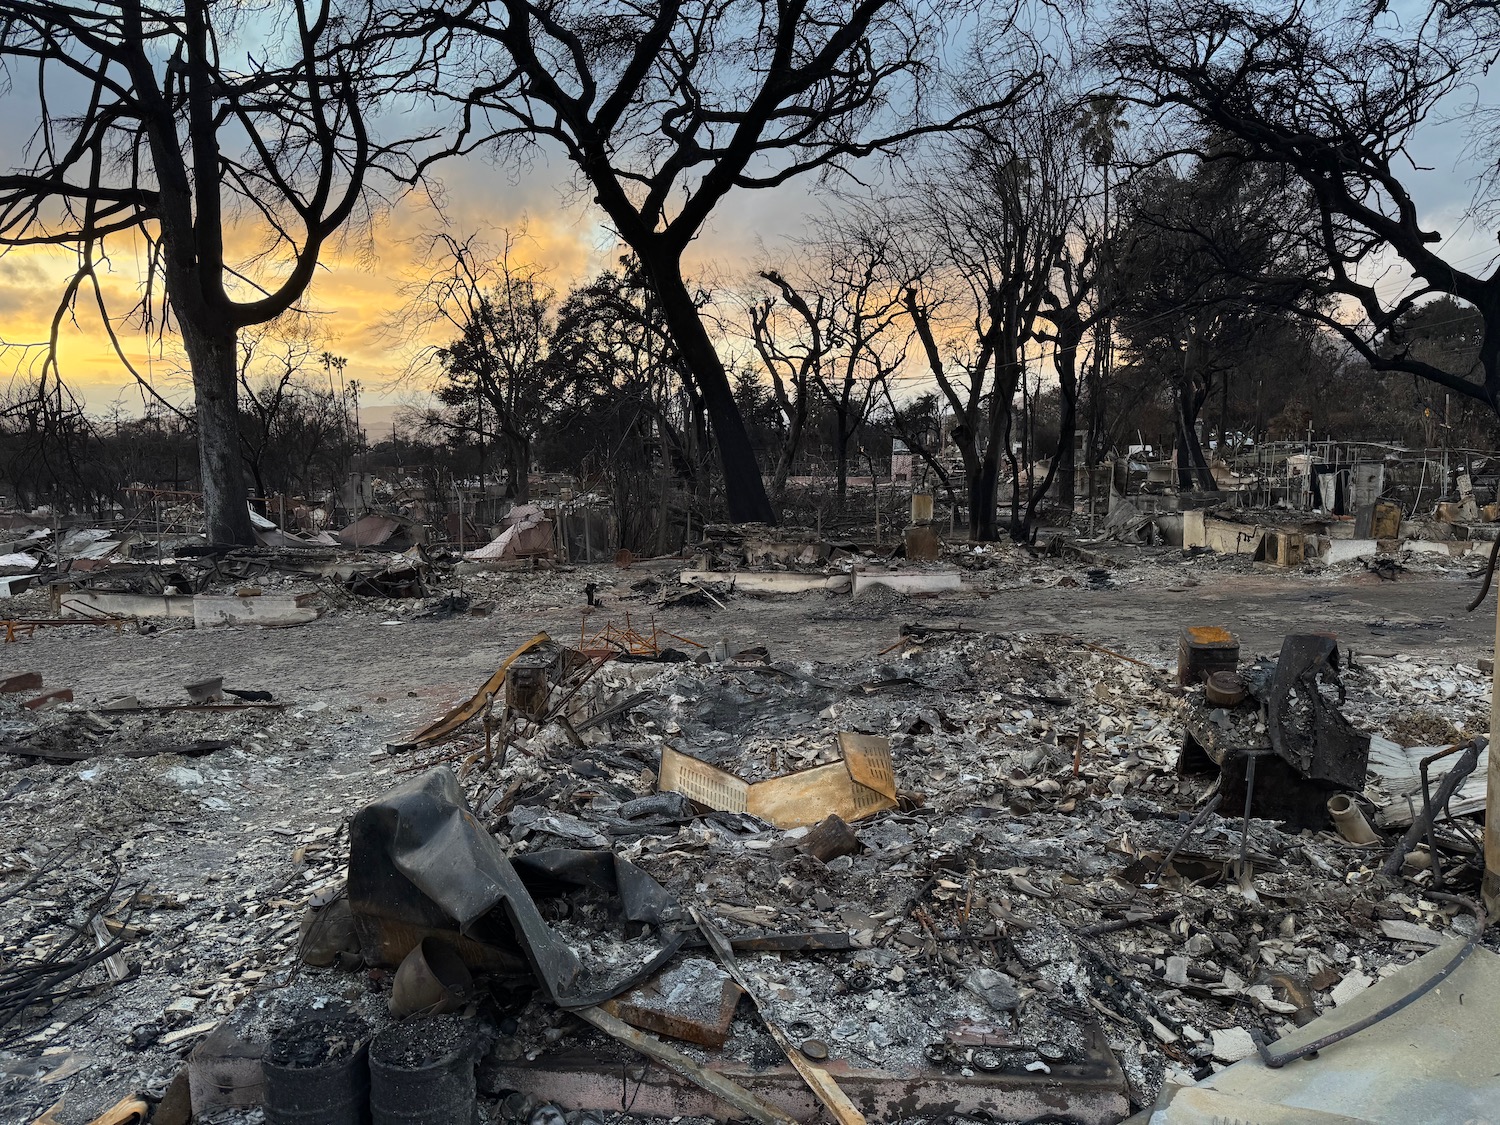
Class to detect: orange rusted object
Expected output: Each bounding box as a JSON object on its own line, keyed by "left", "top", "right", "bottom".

{"left": 1177, "top": 624, "right": 1240, "bottom": 686}
{"left": 579, "top": 611, "right": 700, "bottom": 657}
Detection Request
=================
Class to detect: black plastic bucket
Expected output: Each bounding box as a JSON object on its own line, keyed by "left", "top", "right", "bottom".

{"left": 369, "top": 1016, "right": 479, "bottom": 1125}
{"left": 262, "top": 1015, "right": 371, "bottom": 1125}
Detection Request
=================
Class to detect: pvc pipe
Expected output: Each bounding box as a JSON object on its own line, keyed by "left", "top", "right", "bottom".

{"left": 1327, "top": 794, "right": 1379, "bottom": 846}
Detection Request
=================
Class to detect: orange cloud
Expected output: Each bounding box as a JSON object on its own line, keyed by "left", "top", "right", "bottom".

{"left": 0, "top": 158, "right": 610, "bottom": 413}
{"left": 0, "top": 150, "right": 828, "bottom": 415}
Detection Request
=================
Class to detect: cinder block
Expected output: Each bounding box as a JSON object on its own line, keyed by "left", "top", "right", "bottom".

{"left": 1263, "top": 529, "right": 1306, "bottom": 567}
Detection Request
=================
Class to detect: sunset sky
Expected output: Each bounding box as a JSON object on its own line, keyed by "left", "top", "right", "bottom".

{"left": 0, "top": 129, "right": 821, "bottom": 429}
{"left": 0, "top": 22, "right": 1491, "bottom": 429}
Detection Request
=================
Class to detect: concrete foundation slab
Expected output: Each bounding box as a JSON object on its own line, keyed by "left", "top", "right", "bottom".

{"left": 1149, "top": 943, "right": 1500, "bottom": 1125}
{"left": 1201, "top": 518, "right": 1263, "bottom": 556}
{"left": 54, "top": 589, "right": 320, "bottom": 626}
{"left": 679, "top": 571, "right": 851, "bottom": 595}
{"left": 1400, "top": 539, "right": 1468, "bottom": 558}
{"left": 56, "top": 590, "right": 194, "bottom": 618}
{"left": 192, "top": 594, "right": 321, "bottom": 628}
{"left": 1181, "top": 509, "right": 1205, "bottom": 550}
{"left": 850, "top": 570, "right": 962, "bottom": 597}
{"left": 1319, "top": 538, "right": 1379, "bottom": 564}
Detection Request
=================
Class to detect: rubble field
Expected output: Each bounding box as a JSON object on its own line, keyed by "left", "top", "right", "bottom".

{"left": 1, "top": 552, "right": 1497, "bottom": 1125}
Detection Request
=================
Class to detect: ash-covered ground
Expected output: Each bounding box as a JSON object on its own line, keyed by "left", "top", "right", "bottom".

{"left": 0, "top": 550, "right": 1494, "bottom": 1124}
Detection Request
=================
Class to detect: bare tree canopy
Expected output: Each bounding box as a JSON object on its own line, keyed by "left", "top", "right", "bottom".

{"left": 0, "top": 0, "right": 405, "bottom": 544}
{"left": 401, "top": 230, "right": 559, "bottom": 502}
{"left": 899, "top": 81, "right": 1091, "bottom": 541}
{"left": 1103, "top": 0, "right": 1500, "bottom": 409}
{"left": 748, "top": 218, "right": 907, "bottom": 509}
{"left": 386, "top": 0, "right": 1042, "bottom": 522}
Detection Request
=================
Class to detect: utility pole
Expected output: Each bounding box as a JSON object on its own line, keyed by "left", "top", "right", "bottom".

{"left": 349, "top": 378, "right": 363, "bottom": 475}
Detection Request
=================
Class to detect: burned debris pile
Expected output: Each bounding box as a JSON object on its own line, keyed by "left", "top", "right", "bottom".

{"left": 1, "top": 602, "right": 1497, "bottom": 1123}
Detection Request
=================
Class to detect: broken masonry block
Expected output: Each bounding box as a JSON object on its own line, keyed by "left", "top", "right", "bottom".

{"left": 904, "top": 525, "right": 941, "bottom": 561}
{"left": 798, "top": 814, "right": 862, "bottom": 863}
{"left": 0, "top": 670, "right": 41, "bottom": 694}
{"left": 600, "top": 958, "right": 743, "bottom": 1049}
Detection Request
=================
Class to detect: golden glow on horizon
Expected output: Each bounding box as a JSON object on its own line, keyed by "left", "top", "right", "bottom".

{"left": 0, "top": 188, "right": 602, "bottom": 411}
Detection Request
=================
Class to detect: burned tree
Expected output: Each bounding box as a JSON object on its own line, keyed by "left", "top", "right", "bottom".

{"left": 237, "top": 325, "right": 360, "bottom": 502}
{"left": 1112, "top": 156, "right": 1321, "bottom": 490}
{"left": 402, "top": 232, "right": 558, "bottom": 502}
{"left": 0, "top": 0, "right": 392, "bottom": 545}
{"left": 1034, "top": 95, "right": 1129, "bottom": 518}
{"left": 545, "top": 261, "right": 708, "bottom": 552}
{"left": 747, "top": 274, "right": 830, "bottom": 507}
{"left": 1106, "top": 0, "right": 1500, "bottom": 410}
{"left": 750, "top": 224, "right": 907, "bottom": 509}
{"left": 901, "top": 87, "right": 1083, "bottom": 542}
{"left": 393, "top": 0, "right": 1038, "bottom": 524}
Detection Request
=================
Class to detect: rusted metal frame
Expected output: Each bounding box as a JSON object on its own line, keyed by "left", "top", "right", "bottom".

{"left": 582, "top": 611, "right": 702, "bottom": 659}
{"left": 1382, "top": 739, "right": 1481, "bottom": 879}
{"left": 1419, "top": 744, "right": 1467, "bottom": 888}
{"left": 3, "top": 617, "right": 127, "bottom": 642}
{"left": 655, "top": 624, "right": 704, "bottom": 650}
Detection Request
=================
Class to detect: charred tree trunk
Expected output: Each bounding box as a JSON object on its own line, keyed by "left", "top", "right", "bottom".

{"left": 1008, "top": 373, "right": 1026, "bottom": 541}
{"left": 640, "top": 260, "right": 774, "bottom": 524}
{"left": 1053, "top": 334, "right": 1081, "bottom": 513}
{"left": 987, "top": 346, "right": 1023, "bottom": 543}
{"left": 247, "top": 458, "right": 268, "bottom": 505}
{"left": 1173, "top": 332, "right": 1217, "bottom": 493}
{"left": 1174, "top": 378, "right": 1217, "bottom": 492}
{"left": 180, "top": 319, "right": 254, "bottom": 546}
{"left": 1005, "top": 410, "right": 1024, "bottom": 541}
{"left": 1024, "top": 377, "right": 1077, "bottom": 541}
{"left": 770, "top": 403, "right": 805, "bottom": 505}
{"left": 510, "top": 433, "right": 531, "bottom": 504}
{"left": 835, "top": 416, "right": 850, "bottom": 510}
{"left": 972, "top": 446, "right": 1002, "bottom": 541}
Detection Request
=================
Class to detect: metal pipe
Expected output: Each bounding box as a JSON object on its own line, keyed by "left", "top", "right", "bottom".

{"left": 1152, "top": 793, "right": 1223, "bottom": 884}
{"left": 1239, "top": 751, "right": 1261, "bottom": 873}
{"left": 1419, "top": 744, "right": 1469, "bottom": 887}
{"left": 1384, "top": 740, "right": 1480, "bottom": 879}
